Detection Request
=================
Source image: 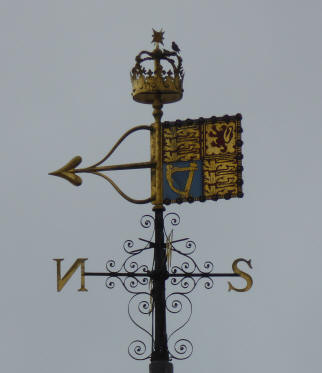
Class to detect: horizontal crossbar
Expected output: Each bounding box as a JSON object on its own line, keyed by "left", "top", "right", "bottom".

{"left": 84, "top": 272, "right": 239, "bottom": 278}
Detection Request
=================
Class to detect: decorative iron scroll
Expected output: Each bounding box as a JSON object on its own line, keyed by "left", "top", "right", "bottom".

{"left": 103, "top": 212, "right": 224, "bottom": 360}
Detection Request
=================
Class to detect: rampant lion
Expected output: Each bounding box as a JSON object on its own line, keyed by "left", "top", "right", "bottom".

{"left": 208, "top": 124, "right": 233, "bottom": 153}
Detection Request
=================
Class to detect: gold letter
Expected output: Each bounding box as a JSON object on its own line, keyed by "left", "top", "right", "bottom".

{"left": 228, "top": 258, "right": 253, "bottom": 292}
{"left": 53, "top": 258, "right": 88, "bottom": 292}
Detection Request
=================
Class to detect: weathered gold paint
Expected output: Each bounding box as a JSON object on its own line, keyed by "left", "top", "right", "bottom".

{"left": 151, "top": 96, "right": 164, "bottom": 208}
{"left": 54, "top": 258, "right": 88, "bottom": 292}
{"left": 228, "top": 258, "right": 253, "bottom": 292}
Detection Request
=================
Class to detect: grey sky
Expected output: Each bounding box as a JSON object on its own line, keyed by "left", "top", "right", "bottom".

{"left": 1, "top": 1, "right": 322, "bottom": 373}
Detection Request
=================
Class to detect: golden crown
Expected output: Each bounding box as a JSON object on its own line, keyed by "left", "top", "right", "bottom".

{"left": 130, "top": 29, "right": 184, "bottom": 105}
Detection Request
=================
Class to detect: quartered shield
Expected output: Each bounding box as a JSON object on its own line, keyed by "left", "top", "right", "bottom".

{"left": 161, "top": 114, "right": 243, "bottom": 205}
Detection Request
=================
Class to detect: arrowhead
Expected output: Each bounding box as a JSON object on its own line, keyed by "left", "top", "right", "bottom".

{"left": 49, "top": 156, "right": 83, "bottom": 186}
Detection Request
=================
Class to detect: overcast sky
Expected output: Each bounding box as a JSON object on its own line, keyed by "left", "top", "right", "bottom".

{"left": 1, "top": 1, "right": 322, "bottom": 373}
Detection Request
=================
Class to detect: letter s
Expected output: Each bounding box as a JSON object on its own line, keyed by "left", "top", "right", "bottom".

{"left": 228, "top": 258, "right": 253, "bottom": 292}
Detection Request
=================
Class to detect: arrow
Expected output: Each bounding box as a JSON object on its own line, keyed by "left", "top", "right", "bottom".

{"left": 49, "top": 156, "right": 83, "bottom": 186}
{"left": 49, "top": 125, "right": 155, "bottom": 204}
{"left": 49, "top": 156, "right": 155, "bottom": 187}
{"left": 49, "top": 156, "right": 154, "bottom": 204}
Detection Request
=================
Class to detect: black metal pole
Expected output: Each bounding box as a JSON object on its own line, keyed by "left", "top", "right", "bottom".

{"left": 151, "top": 207, "right": 168, "bottom": 360}
{"left": 150, "top": 207, "right": 173, "bottom": 373}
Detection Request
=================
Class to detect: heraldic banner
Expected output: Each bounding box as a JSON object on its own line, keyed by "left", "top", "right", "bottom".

{"left": 162, "top": 114, "right": 243, "bottom": 205}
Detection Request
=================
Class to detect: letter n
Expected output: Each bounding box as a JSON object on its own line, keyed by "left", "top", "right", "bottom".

{"left": 53, "top": 258, "right": 88, "bottom": 292}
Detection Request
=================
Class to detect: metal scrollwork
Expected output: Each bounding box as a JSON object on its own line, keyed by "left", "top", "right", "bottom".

{"left": 170, "top": 276, "right": 196, "bottom": 293}
{"left": 128, "top": 340, "right": 150, "bottom": 361}
{"left": 166, "top": 293, "right": 193, "bottom": 360}
{"left": 164, "top": 212, "right": 180, "bottom": 227}
{"left": 170, "top": 339, "right": 193, "bottom": 360}
{"left": 103, "top": 212, "right": 225, "bottom": 361}
{"left": 183, "top": 239, "right": 197, "bottom": 255}
{"left": 140, "top": 214, "right": 155, "bottom": 229}
{"left": 128, "top": 293, "right": 153, "bottom": 360}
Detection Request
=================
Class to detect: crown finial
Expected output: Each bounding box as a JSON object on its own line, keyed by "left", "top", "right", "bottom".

{"left": 152, "top": 29, "right": 164, "bottom": 46}
{"left": 130, "top": 29, "right": 184, "bottom": 105}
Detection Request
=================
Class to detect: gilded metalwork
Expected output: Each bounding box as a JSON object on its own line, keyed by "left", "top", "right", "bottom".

{"left": 162, "top": 114, "right": 243, "bottom": 204}
{"left": 54, "top": 258, "right": 88, "bottom": 292}
{"left": 49, "top": 125, "right": 153, "bottom": 204}
{"left": 228, "top": 258, "right": 253, "bottom": 292}
{"left": 49, "top": 156, "right": 83, "bottom": 186}
{"left": 150, "top": 97, "right": 164, "bottom": 207}
{"left": 163, "top": 125, "right": 201, "bottom": 163}
{"left": 166, "top": 162, "right": 198, "bottom": 198}
{"left": 166, "top": 229, "right": 173, "bottom": 271}
{"left": 51, "top": 30, "right": 252, "bottom": 368}
{"left": 129, "top": 31, "right": 186, "bottom": 207}
{"left": 130, "top": 30, "right": 184, "bottom": 105}
{"left": 152, "top": 29, "right": 165, "bottom": 46}
{"left": 50, "top": 32, "right": 244, "bottom": 209}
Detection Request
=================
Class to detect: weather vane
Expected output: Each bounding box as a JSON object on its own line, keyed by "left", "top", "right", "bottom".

{"left": 50, "top": 29, "right": 252, "bottom": 373}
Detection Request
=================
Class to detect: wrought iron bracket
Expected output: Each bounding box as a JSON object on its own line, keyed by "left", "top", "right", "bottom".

{"left": 83, "top": 212, "right": 251, "bottom": 361}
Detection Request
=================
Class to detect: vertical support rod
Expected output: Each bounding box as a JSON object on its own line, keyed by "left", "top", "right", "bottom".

{"left": 151, "top": 207, "right": 169, "bottom": 362}
{"left": 151, "top": 96, "right": 163, "bottom": 208}
{"left": 150, "top": 50, "right": 173, "bottom": 373}
{"left": 150, "top": 48, "right": 164, "bottom": 208}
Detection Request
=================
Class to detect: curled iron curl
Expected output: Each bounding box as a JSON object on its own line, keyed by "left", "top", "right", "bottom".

{"left": 105, "top": 258, "right": 148, "bottom": 275}
{"left": 166, "top": 297, "right": 182, "bottom": 314}
{"left": 106, "top": 255, "right": 149, "bottom": 275}
{"left": 170, "top": 276, "right": 197, "bottom": 293}
{"left": 170, "top": 276, "right": 214, "bottom": 293}
{"left": 128, "top": 340, "right": 151, "bottom": 360}
{"left": 122, "top": 239, "right": 152, "bottom": 255}
{"left": 124, "top": 276, "right": 149, "bottom": 290}
{"left": 169, "top": 339, "right": 193, "bottom": 360}
{"left": 123, "top": 258, "right": 148, "bottom": 274}
{"left": 166, "top": 293, "right": 192, "bottom": 358}
{"left": 105, "top": 276, "right": 149, "bottom": 294}
{"left": 171, "top": 239, "right": 196, "bottom": 256}
{"left": 170, "top": 257, "right": 215, "bottom": 276}
{"left": 128, "top": 293, "right": 153, "bottom": 338}
{"left": 184, "top": 240, "right": 196, "bottom": 255}
{"left": 106, "top": 259, "right": 117, "bottom": 272}
{"left": 171, "top": 258, "right": 196, "bottom": 275}
{"left": 138, "top": 300, "right": 151, "bottom": 315}
{"left": 123, "top": 239, "right": 134, "bottom": 253}
{"left": 181, "top": 260, "right": 196, "bottom": 274}
{"left": 202, "top": 261, "right": 214, "bottom": 274}
{"left": 200, "top": 276, "right": 214, "bottom": 290}
{"left": 164, "top": 212, "right": 180, "bottom": 228}
{"left": 105, "top": 277, "right": 116, "bottom": 289}
{"left": 127, "top": 293, "right": 153, "bottom": 360}
{"left": 140, "top": 214, "right": 154, "bottom": 229}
